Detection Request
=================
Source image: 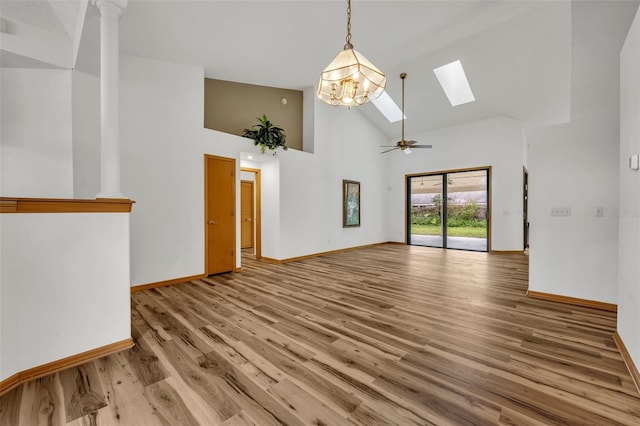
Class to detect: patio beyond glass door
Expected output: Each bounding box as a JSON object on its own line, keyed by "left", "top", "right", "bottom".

{"left": 408, "top": 175, "right": 444, "bottom": 248}
{"left": 408, "top": 169, "right": 489, "bottom": 252}
{"left": 446, "top": 170, "right": 488, "bottom": 251}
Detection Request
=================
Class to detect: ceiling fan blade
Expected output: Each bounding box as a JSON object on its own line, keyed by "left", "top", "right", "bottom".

{"left": 412, "top": 145, "right": 433, "bottom": 148}
{"left": 380, "top": 147, "right": 400, "bottom": 154}
{"left": 406, "top": 140, "right": 418, "bottom": 146}
{"left": 379, "top": 145, "right": 399, "bottom": 147}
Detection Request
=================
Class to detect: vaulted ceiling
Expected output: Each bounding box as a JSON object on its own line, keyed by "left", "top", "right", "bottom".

{"left": 2, "top": 1, "right": 637, "bottom": 138}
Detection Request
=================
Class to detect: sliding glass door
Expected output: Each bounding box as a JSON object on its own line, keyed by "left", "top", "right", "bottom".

{"left": 408, "top": 174, "right": 444, "bottom": 248}
{"left": 408, "top": 168, "right": 489, "bottom": 252}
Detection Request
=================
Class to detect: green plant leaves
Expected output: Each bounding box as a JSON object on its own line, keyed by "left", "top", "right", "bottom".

{"left": 242, "top": 114, "right": 287, "bottom": 156}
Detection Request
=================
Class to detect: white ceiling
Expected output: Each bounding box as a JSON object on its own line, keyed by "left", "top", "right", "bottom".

{"left": 115, "top": 0, "right": 572, "bottom": 138}
{"left": 2, "top": 1, "right": 638, "bottom": 138}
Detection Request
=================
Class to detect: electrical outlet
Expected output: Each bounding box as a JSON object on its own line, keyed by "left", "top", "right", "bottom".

{"left": 551, "top": 207, "right": 572, "bottom": 216}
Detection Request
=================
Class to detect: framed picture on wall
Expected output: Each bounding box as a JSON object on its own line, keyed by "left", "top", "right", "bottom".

{"left": 343, "top": 180, "right": 361, "bottom": 227}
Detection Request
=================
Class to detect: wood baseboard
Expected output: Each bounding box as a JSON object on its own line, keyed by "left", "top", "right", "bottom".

{"left": 131, "top": 274, "right": 206, "bottom": 293}
{"left": 490, "top": 250, "right": 525, "bottom": 255}
{"left": 0, "top": 338, "right": 133, "bottom": 396}
{"left": 613, "top": 331, "right": 640, "bottom": 394}
{"left": 526, "top": 290, "right": 617, "bottom": 312}
{"left": 261, "top": 242, "right": 388, "bottom": 264}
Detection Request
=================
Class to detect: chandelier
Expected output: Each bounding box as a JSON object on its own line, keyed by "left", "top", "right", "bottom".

{"left": 317, "top": 0, "right": 386, "bottom": 107}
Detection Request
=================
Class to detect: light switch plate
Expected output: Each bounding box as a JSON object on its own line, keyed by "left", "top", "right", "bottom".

{"left": 630, "top": 154, "right": 639, "bottom": 170}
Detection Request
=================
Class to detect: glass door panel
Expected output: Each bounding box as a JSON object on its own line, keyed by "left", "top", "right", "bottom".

{"left": 446, "top": 170, "right": 488, "bottom": 251}
{"left": 408, "top": 175, "right": 444, "bottom": 247}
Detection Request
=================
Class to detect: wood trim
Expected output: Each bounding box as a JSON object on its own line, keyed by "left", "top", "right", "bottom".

{"left": 240, "top": 179, "right": 255, "bottom": 251}
{"left": 131, "top": 274, "right": 207, "bottom": 293}
{"left": 490, "top": 250, "right": 525, "bottom": 255}
{"left": 260, "top": 257, "right": 284, "bottom": 264}
{"left": 527, "top": 290, "right": 617, "bottom": 312}
{"left": 235, "top": 267, "right": 242, "bottom": 273}
{"left": 260, "top": 242, "right": 387, "bottom": 264}
{"left": 255, "top": 170, "right": 262, "bottom": 260}
{"left": 523, "top": 166, "right": 529, "bottom": 251}
{"left": 613, "top": 331, "right": 640, "bottom": 394}
{"left": 0, "top": 200, "right": 18, "bottom": 212}
{"left": 0, "top": 197, "right": 134, "bottom": 213}
{"left": 0, "top": 338, "right": 134, "bottom": 396}
{"left": 0, "top": 374, "right": 21, "bottom": 396}
{"left": 241, "top": 167, "right": 262, "bottom": 260}
{"left": 405, "top": 165, "right": 493, "bottom": 178}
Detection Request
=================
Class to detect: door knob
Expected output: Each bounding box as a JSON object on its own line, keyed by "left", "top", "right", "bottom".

{"left": 208, "top": 220, "right": 217, "bottom": 225}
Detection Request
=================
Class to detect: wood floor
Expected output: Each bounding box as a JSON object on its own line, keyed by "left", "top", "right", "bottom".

{"left": 2, "top": 244, "right": 640, "bottom": 425}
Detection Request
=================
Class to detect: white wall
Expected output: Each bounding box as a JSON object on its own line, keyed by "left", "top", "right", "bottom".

{"left": 0, "top": 14, "right": 73, "bottom": 70}
{"left": 113, "top": 54, "right": 389, "bottom": 285}
{"left": 276, "top": 106, "right": 388, "bottom": 259}
{"left": 303, "top": 87, "right": 315, "bottom": 153}
{"left": 526, "top": 1, "right": 637, "bottom": 304}
{"left": 1, "top": 69, "right": 74, "bottom": 197}
{"left": 119, "top": 56, "right": 214, "bottom": 286}
{"left": 618, "top": 5, "right": 640, "bottom": 375}
{"left": 240, "top": 171, "right": 255, "bottom": 182}
{"left": 0, "top": 213, "right": 131, "bottom": 381}
{"left": 72, "top": 70, "right": 101, "bottom": 198}
{"left": 385, "top": 117, "right": 525, "bottom": 251}
{"left": 260, "top": 159, "right": 281, "bottom": 258}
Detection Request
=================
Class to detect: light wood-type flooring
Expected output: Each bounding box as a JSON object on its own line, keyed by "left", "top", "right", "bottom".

{"left": 2, "top": 244, "right": 640, "bottom": 425}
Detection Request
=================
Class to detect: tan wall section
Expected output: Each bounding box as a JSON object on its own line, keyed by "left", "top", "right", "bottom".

{"left": 204, "top": 78, "right": 303, "bottom": 151}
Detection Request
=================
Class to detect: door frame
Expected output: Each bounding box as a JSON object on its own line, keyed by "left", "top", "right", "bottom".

{"left": 240, "top": 179, "right": 255, "bottom": 249}
{"left": 204, "top": 154, "right": 236, "bottom": 275}
{"left": 240, "top": 167, "right": 262, "bottom": 259}
{"left": 405, "top": 166, "right": 492, "bottom": 252}
{"left": 523, "top": 166, "right": 529, "bottom": 250}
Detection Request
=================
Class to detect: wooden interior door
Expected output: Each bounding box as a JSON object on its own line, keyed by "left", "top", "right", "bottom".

{"left": 240, "top": 180, "right": 254, "bottom": 249}
{"left": 205, "top": 155, "right": 235, "bottom": 275}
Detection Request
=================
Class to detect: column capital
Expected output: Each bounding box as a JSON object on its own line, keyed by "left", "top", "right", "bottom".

{"left": 93, "top": 0, "right": 128, "bottom": 16}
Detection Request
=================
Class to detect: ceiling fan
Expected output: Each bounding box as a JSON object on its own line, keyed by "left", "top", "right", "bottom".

{"left": 434, "top": 178, "right": 454, "bottom": 186}
{"left": 380, "top": 73, "right": 432, "bottom": 154}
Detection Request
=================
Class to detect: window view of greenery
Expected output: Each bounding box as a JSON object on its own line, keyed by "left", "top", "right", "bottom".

{"left": 411, "top": 195, "right": 487, "bottom": 238}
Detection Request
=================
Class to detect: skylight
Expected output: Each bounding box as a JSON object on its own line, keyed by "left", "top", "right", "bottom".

{"left": 371, "top": 90, "right": 405, "bottom": 123}
{"left": 433, "top": 60, "right": 475, "bottom": 107}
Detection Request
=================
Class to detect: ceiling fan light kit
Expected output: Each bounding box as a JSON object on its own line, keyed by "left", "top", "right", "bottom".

{"left": 317, "top": 0, "right": 386, "bottom": 107}
{"left": 380, "top": 73, "right": 433, "bottom": 154}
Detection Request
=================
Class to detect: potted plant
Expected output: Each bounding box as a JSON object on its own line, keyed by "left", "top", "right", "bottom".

{"left": 242, "top": 114, "right": 287, "bottom": 155}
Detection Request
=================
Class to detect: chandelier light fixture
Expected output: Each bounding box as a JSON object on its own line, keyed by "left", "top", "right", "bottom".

{"left": 317, "top": 0, "right": 386, "bottom": 107}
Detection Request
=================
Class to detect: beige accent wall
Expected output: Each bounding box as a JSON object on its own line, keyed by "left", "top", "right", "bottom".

{"left": 204, "top": 78, "right": 303, "bottom": 151}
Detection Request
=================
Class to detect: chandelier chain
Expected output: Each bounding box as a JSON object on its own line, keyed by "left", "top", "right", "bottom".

{"left": 344, "top": 0, "right": 353, "bottom": 49}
